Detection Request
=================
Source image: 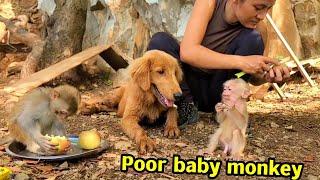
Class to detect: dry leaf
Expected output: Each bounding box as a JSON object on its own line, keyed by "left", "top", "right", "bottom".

{"left": 105, "top": 153, "right": 117, "bottom": 158}
{"left": 270, "top": 122, "right": 279, "bottom": 128}
{"left": 24, "top": 160, "right": 39, "bottom": 165}
{"left": 10, "top": 166, "right": 22, "bottom": 172}
{"left": 37, "top": 165, "right": 53, "bottom": 172}
{"left": 175, "top": 142, "right": 187, "bottom": 148}
{"left": 114, "top": 141, "right": 131, "bottom": 150}
{"left": 304, "top": 155, "right": 316, "bottom": 162}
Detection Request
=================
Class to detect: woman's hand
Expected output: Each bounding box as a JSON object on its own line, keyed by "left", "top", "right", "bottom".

{"left": 264, "top": 65, "right": 291, "bottom": 83}
{"left": 238, "top": 55, "right": 280, "bottom": 74}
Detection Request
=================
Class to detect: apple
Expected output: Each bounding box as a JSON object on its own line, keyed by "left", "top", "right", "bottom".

{"left": 78, "top": 130, "right": 101, "bottom": 150}
{"left": 45, "top": 135, "right": 71, "bottom": 153}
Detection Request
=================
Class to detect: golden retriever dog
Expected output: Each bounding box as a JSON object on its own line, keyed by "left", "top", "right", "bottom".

{"left": 84, "top": 50, "right": 183, "bottom": 154}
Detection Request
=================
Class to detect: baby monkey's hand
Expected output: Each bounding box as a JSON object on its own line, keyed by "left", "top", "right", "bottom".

{"left": 215, "top": 103, "right": 230, "bottom": 113}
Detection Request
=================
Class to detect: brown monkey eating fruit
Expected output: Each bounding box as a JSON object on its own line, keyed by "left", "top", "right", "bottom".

{"left": 0, "top": 85, "right": 80, "bottom": 155}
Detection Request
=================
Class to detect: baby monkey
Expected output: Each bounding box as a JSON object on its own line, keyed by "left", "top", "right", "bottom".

{"left": 0, "top": 85, "right": 80, "bottom": 155}
{"left": 206, "top": 79, "right": 250, "bottom": 160}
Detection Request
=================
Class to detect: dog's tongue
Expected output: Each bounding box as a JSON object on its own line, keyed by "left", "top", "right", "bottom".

{"left": 164, "top": 98, "right": 174, "bottom": 107}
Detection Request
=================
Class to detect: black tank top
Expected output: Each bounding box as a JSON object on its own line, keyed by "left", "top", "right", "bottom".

{"left": 201, "top": 0, "right": 244, "bottom": 53}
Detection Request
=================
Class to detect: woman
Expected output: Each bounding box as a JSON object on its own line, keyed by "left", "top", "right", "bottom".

{"left": 147, "top": 0, "right": 291, "bottom": 125}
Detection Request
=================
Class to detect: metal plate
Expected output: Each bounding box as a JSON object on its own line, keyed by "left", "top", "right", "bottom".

{"left": 5, "top": 136, "right": 108, "bottom": 161}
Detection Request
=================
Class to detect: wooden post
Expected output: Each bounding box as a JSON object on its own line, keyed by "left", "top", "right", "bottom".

{"left": 266, "top": 13, "right": 316, "bottom": 87}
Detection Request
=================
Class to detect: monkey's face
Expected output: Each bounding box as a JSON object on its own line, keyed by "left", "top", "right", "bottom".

{"left": 222, "top": 79, "right": 250, "bottom": 107}
{"left": 222, "top": 82, "right": 242, "bottom": 106}
{"left": 51, "top": 98, "right": 72, "bottom": 120}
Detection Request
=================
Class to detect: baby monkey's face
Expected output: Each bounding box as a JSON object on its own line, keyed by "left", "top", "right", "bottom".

{"left": 221, "top": 80, "right": 249, "bottom": 107}
{"left": 222, "top": 82, "right": 237, "bottom": 106}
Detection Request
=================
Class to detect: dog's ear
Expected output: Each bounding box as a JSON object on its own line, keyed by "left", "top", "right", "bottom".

{"left": 175, "top": 62, "right": 183, "bottom": 83}
{"left": 130, "top": 56, "right": 151, "bottom": 91}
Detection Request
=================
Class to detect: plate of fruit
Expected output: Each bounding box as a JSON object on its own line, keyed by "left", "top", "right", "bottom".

{"left": 5, "top": 130, "right": 108, "bottom": 161}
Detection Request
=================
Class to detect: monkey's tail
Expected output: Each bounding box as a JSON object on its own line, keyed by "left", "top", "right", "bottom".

{"left": 0, "top": 135, "right": 13, "bottom": 145}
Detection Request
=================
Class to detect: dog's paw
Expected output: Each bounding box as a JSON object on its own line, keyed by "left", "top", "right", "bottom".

{"left": 138, "top": 137, "right": 156, "bottom": 154}
{"left": 164, "top": 125, "right": 180, "bottom": 138}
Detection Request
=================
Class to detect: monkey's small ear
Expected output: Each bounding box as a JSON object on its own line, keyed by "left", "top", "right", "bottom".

{"left": 51, "top": 90, "right": 60, "bottom": 100}
{"left": 242, "top": 89, "right": 251, "bottom": 99}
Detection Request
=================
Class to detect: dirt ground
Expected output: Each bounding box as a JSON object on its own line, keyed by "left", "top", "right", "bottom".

{"left": 0, "top": 74, "right": 319, "bottom": 180}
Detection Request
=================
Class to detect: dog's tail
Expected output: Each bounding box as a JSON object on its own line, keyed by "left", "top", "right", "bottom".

{"left": 103, "top": 86, "right": 126, "bottom": 107}
{"left": 81, "top": 86, "right": 126, "bottom": 115}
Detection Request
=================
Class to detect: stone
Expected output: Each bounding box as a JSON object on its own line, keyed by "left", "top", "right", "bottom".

{"left": 14, "top": 173, "right": 30, "bottom": 180}
{"left": 38, "top": 0, "right": 56, "bottom": 16}
{"left": 293, "top": 0, "right": 320, "bottom": 58}
{"left": 82, "top": 0, "right": 194, "bottom": 61}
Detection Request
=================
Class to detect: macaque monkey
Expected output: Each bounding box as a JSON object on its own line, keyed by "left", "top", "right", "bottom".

{"left": 0, "top": 85, "right": 81, "bottom": 155}
{"left": 206, "top": 79, "right": 250, "bottom": 159}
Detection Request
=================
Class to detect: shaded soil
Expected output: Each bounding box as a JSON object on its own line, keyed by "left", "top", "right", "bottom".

{"left": 0, "top": 75, "right": 319, "bottom": 180}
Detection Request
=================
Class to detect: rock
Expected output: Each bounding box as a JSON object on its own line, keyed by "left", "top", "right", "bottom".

{"left": 293, "top": 0, "right": 320, "bottom": 58}
{"left": 109, "top": 68, "right": 130, "bottom": 87}
{"left": 14, "top": 173, "right": 30, "bottom": 180}
{"left": 270, "top": 122, "right": 280, "bottom": 128}
{"left": 59, "top": 161, "right": 69, "bottom": 169}
{"left": 283, "top": 135, "right": 290, "bottom": 139}
{"left": 108, "top": 112, "right": 118, "bottom": 116}
{"left": 38, "top": 0, "right": 56, "bottom": 16}
{"left": 285, "top": 125, "right": 294, "bottom": 131}
{"left": 82, "top": 0, "right": 194, "bottom": 62}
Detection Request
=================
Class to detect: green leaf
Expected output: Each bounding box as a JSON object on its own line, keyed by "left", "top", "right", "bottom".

{"left": 235, "top": 71, "right": 246, "bottom": 78}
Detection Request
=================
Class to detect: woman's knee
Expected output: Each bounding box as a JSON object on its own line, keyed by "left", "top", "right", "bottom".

{"left": 236, "top": 29, "right": 264, "bottom": 55}
{"left": 147, "top": 32, "right": 180, "bottom": 58}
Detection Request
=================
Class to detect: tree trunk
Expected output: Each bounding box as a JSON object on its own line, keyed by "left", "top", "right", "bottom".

{"left": 40, "top": 0, "right": 88, "bottom": 81}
